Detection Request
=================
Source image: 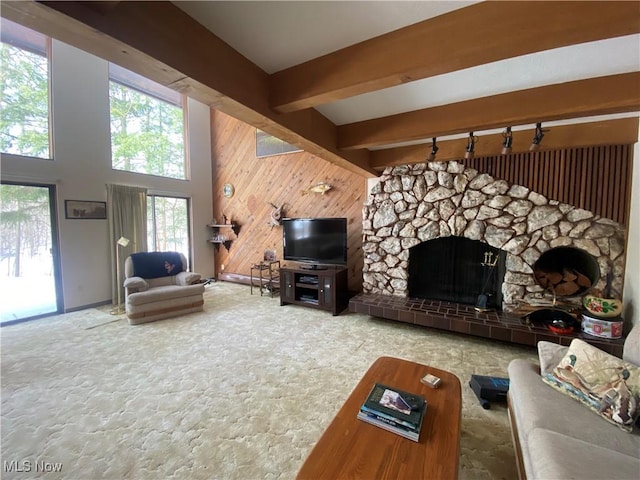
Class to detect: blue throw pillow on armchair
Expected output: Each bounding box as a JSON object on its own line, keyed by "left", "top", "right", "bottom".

{"left": 130, "top": 252, "right": 183, "bottom": 279}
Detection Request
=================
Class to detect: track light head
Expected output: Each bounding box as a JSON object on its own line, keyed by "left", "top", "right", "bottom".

{"left": 465, "top": 132, "right": 476, "bottom": 160}
{"left": 530, "top": 123, "right": 545, "bottom": 151}
{"left": 501, "top": 127, "right": 513, "bottom": 155}
{"left": 427, "top": 137, "right": 438, "bottom": 162}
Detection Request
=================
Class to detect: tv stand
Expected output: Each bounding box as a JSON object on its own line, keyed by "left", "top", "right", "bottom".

{"left": 280, "top": 266, "right": 348, "bottom": 315}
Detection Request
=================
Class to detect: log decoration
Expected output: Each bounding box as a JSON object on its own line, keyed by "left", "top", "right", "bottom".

{"left": 534, "top": 267, "right": 592, "bottom": 297}
{"left": 511, "top": 300, "right": 580, "bottom": 318}
{"left": 267, "top": 202, "right": 286, "bottom": 229}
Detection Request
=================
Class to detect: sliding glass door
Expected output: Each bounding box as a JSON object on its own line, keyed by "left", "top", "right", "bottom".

{"left": 0, "top": 183, "right": 62, "bottom": 324}
{"left": 147, "top": 195, "right": 191, "bottom": 267}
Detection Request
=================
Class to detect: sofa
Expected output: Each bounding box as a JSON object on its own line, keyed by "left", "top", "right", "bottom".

{"left": 507, "top": 324, "right": 640, "bottom": 479}
{"left": 123, "top": 251, "right": 205, "bottom": 325}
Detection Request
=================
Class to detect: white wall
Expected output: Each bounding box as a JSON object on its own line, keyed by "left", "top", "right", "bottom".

{"left": 0, "top": 40, "right": 214, "bottom": 311}
{"left": 623, "top": 119, "right": 640, "bottom": 329}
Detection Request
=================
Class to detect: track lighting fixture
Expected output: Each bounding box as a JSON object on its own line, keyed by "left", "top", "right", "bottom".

{"left": 530, "top": 123, "right": 545, "bottom": 151}
{"left": 501, "top": 127, "right": 513, "bottom": 155}
{"left": 465, "top": 132, "right": 477, "bottom": 160}
{"left": 427, "top": 137, "right": 438, "bottom": 162}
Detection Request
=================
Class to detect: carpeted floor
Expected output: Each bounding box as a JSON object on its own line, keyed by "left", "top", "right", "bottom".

{"left": 1, "top": 281, "right": 537, "bottom": 479}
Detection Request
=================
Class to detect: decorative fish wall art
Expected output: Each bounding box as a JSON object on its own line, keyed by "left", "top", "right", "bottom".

{"left": 302, "top": 182, "right": 332, "bottom": 195}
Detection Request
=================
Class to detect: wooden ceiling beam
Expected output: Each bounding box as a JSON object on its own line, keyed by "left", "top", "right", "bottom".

{"left": 2, "top": 1, "right": 376, "bottom": 177}
{"left": 339, "top": 73, "right": 640, "bottom": 150}
{"left": 270, "top": 1, "right": 640, "bottom": 113}
{"left": 370, "top": 118, "right": 640, "bottom": 170}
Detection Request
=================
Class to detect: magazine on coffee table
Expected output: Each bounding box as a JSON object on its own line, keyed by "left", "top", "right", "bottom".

{"left": 358, "top": 383, "right": 427, "bottom": 440}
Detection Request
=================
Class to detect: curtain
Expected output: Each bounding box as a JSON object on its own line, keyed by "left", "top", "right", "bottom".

{"left": 107, "top": 184, "right": 147, "bottom": 305}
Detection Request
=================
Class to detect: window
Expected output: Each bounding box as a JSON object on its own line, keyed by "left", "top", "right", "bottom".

{"left": 256, "top": 129, "right": 302, "bottom": 158}
{"left": 109, "top": 64, "right": 186, "bottom": 179}
{"left": 0, "top": 19, "right": 50, "bottom": 159}
{"left": 147, "top": 195, "right": 191, "bottom": 265}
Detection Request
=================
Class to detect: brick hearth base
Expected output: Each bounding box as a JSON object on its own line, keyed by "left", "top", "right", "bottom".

{"left": 349, "top": 293, "right": 625, "bottom": 358}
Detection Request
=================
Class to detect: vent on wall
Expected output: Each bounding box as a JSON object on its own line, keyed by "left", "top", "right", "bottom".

{"left": 462, "top": 145, "right": 633, "bottom": 225}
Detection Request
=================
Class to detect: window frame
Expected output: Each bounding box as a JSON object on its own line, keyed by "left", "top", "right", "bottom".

{"left": 0, "top": 19, "right": 53, "bottom": 160}
{"left": 108, "top": 63, "right": 188, "bottom": 180}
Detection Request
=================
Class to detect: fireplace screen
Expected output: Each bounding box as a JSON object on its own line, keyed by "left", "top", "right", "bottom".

{"left": 408, "top": 237, "right": 506, "bottom": 308}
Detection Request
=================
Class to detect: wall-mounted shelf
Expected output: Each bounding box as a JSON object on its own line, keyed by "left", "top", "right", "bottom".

{"left": 207, "top": 223, "right": 240, "bottom": 252}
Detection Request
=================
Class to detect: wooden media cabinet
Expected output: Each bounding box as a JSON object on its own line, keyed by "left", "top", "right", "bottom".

{"left": 280, "top": 266, "right": 348, "bottom": 315}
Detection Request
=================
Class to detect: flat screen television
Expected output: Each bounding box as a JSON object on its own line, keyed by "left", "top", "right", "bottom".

{"left": 282, "top": 218, "right": 347, "bottom": 268}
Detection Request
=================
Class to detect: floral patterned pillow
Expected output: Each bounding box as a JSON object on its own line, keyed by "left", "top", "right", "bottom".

{"left": 542, "top": 339, "right": 640, "bottom": 432}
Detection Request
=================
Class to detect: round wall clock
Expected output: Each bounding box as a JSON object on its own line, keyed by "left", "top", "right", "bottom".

{"left": 223, "top": 183, "right": 235, "bottom": 198}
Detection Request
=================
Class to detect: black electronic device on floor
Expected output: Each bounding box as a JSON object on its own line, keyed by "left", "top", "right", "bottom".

{"left": 469, "top": 374, "right": 509, "bottom": 409}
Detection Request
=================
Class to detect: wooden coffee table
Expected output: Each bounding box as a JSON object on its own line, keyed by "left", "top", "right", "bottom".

{"left": 296, "top": 356, "right": 462, "bottom": 480}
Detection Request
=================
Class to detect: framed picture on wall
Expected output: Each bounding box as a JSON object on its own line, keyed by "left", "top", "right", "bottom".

{"left": 65, "top": 200, "right": 107, "bottom": 219}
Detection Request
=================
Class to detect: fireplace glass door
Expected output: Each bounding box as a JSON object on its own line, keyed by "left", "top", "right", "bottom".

{"left": 408, "top": 236, "right": 506, "bottom": 308}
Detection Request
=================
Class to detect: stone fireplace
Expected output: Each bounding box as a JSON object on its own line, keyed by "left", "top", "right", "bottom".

{"left": 362, "top": 161, "right": 626, "bottom": 312}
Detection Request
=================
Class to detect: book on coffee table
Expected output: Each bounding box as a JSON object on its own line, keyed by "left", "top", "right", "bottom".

{"left": 357, "top": 383, "right": 427, "bottom": 441}
{"left": 357, "top": 411, "right": 423, "bottom": 441}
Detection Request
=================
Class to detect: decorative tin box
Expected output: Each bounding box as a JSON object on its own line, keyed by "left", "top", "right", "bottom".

{"left": 581, "top": 312, "right": 623, "bottom": 339}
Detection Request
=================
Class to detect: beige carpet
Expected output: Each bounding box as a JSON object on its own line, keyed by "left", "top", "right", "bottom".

{"left": 1, "top": 281, "right": 537, "bottom": 479}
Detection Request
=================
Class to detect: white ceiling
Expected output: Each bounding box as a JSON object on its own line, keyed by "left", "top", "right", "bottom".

{"left": 174, "top": 0, "right": 640, "bottom": 147}
{"left": 175, "top": 1, "right": 480, "bottom": 73}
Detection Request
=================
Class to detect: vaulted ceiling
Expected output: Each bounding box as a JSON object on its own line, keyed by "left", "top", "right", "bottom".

{"left": 2, "top": 1, "right": 639, "bottom": 177}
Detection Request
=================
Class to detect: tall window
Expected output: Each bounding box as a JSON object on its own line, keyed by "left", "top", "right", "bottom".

{"left": 0, "top": 19, "right": 50, "bottom": 159}
{"left": 147, "top": 195, "right": 191, "bottom": 265}
{"left": 109, "top": 64, "right": 186, "bottom": 179}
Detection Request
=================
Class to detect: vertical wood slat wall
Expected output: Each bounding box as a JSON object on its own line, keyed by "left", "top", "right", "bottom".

{"left": 463, "top": 145, "right": 633, "bottom": 225}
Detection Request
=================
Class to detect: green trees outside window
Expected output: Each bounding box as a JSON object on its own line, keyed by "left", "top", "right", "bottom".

{"left": 147, "top": 195, "right": 190, "bottom": 264}
{"left": 0, "top": 25, "right": 50, "bottom": 159}
{"left": 109, "top": 79, "right": 186, "bottom": 180}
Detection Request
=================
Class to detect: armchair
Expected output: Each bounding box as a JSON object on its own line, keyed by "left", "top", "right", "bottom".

{"left": 123, "top": 251, "right": 205, "bottom": 325}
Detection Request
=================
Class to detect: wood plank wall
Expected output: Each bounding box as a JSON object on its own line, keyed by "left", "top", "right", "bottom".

{"left": 210, "top": 110, "right": 365, "bottom": 291}
{"left": 462, "top": 145, "right": 633, "bottom": 225}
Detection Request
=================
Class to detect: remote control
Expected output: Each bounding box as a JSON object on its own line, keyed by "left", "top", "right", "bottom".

{"left": 402, "top": 394, "right": 423, "bottom": 411}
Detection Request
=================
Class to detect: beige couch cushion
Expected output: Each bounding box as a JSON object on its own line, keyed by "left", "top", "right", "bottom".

{"left": 624, "top": 322, "right": 640, "bottom": 365}
{"left": 127, "top": 284, "right": 204, "bottom": 306}
{"left": 538, "top": 341, "right": 567, "bottom": 376}
{"left": 527, "top": 428, "right": 640, "bottom": 480}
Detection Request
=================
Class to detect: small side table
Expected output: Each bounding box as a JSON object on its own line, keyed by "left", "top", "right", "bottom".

{"left": 250, "top": 260, "right": 280, "bottom": 297}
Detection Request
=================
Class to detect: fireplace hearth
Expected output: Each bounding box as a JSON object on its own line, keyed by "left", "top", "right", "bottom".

{"left": 348, "top": 292, "right": 625, "bottom": 357}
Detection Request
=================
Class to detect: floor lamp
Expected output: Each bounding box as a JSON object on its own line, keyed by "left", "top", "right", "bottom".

{"left": 111, "top": 236, "right": 130, "bottom": 315}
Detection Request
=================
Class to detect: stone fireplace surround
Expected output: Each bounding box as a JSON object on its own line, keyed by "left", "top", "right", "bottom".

{"left": 361, "top": 161, "right": 626, "bottom": 311}
{"left": 353, "top": 161, "right": 628, "bottom": 355}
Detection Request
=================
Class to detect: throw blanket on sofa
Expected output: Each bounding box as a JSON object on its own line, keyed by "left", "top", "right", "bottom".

{"left": 130, "top": 252, "right": 183, "bottom": 279}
